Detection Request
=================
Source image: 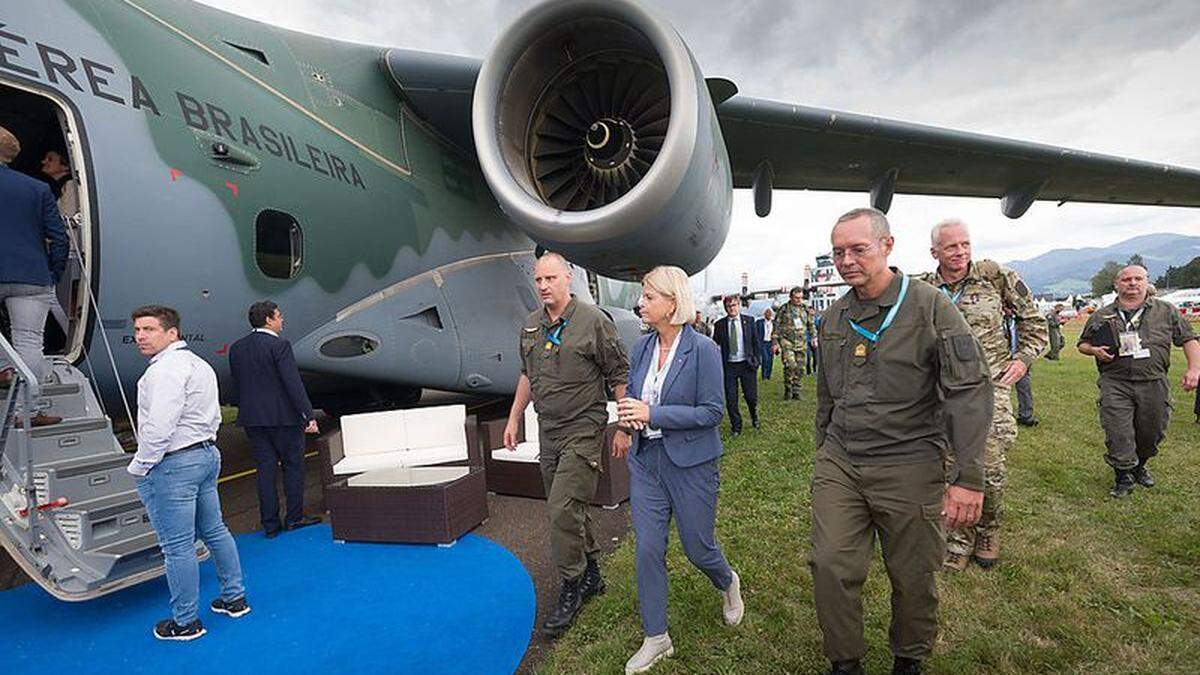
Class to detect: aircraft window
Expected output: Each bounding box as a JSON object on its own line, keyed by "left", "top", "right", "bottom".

{"left": 319, "top": 334, "right": 380, "bottom": 358}
{"left": 255, "top": 210, "right": 303, "bottom": 279}
{"left": 223, "top": 41, "right": 269, "bottom": 66}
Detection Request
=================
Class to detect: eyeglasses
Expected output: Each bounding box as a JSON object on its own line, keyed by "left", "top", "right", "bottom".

{"left": 831, "top": 240, "right": 881, "bottom": 261}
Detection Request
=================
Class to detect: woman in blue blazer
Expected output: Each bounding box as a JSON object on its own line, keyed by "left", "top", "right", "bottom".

{"left": 615, "top": 266, "right": 744, "bottom": 674}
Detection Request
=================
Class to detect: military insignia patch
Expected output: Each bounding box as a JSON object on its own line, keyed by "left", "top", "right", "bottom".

{"left": 854, "top": 343, "right": 867, "bottom": 357}
{"left": 1015, "top": 280, "right": 1030, "bottom": 296}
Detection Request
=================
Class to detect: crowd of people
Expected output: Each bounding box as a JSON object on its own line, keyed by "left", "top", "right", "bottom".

{"left": 4, "top": 116, "right": 1200, "bottom": 669}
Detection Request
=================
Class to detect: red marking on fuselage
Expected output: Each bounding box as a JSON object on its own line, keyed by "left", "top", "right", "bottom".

{"left": 225, "top": 181, "right": 239, "bottom": 197}
{"left": 216, "top": 343, "right": 229, "bottom": 356}
{"left": 170, "top": 168, "right": 182, "bottom": 181}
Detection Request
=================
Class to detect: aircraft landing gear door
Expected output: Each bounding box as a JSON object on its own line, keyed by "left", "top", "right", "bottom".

{"left": 437, "top": 254, "right": 540, "bottom": 392}
{"left": 0, "top": 80, "right": 95, "bottom": 364}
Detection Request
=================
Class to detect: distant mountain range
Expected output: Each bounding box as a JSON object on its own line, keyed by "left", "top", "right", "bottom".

{"left": 1005, "top": 233, "right": 1200, "bottom": 295}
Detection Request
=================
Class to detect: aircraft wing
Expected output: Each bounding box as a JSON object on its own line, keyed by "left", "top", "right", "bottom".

{"left": 716, "top": 95, "right": 1200, "bottom": 216}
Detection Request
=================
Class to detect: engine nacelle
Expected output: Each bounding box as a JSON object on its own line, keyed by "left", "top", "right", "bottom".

{"left": 472, "top": 0, "right": 732, "bottom": 280}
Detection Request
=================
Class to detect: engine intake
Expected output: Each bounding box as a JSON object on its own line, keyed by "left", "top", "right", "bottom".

{"left": 472, "top": 0, "right": 732, "bottom": 280}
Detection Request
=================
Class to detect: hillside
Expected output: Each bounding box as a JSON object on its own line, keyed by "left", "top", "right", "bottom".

{"left": 1006, "top": 232, "right": 1200, "bottom": 294}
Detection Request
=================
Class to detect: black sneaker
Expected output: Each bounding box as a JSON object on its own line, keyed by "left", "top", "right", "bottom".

{"left": 211, "top": 596, "right": 251, "bottom": 618}
{"left": 579, "top": 556, "right": 606, "bottom": 601}
{"left": 1132, "top": 464, "right": 1155, "bottom": 488}
{"left": 1109, "top": 470, "right": 1136, "bottom": 499}
{"left": 153, "top": 619, "right": 206, "bottom": 641}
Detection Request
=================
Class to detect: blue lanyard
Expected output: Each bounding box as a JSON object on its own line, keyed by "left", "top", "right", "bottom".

{"left": 544, "top": 318, "right": 569, "bottom": 346}
{"left": 847, "top": 274, "right": 910, "bottom": 344}
{"left": 940, "top": 284, "right": 963, "bottom": 305}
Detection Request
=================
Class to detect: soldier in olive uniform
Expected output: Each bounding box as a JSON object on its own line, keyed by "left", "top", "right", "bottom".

{"left": 773, "top": 286, "right": 813, "bottom": 399}
{"left": 812, "top": 208, "right": 991, "bottom": 675}
{"left": 1045, "top": 304, "right": 1065, "bottom": 360}
{"left": 503, "top": 252, "right": 630, "bottom": 636}
{"left": 921, "top": 219, "right": 1048, "bottom": 571}
{"left": 1078, "top": 264, "right": 1200, "bottom": 497}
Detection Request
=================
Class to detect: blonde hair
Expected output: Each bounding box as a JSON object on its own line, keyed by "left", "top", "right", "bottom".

{"left": 641, "top": 265, "right": 695, "bottom": 325}
{"left": 0, "top": 126, "right": 19, "bottom": 164}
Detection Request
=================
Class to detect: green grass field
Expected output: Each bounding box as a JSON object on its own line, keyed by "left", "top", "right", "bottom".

{"left": 539, "top": 325, "right": 1200, "bottom": 674}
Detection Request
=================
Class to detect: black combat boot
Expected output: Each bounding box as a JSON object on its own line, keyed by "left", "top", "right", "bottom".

{"left": 541, "top": 576, "right": 583, "bottom": 637}
{"left": 1109, "top": 469, "right": 1135, "bottom": 498}
{"left": 892, "top": 656, "right": 922, "bottom": 675}
{"left": 827, "top": 660, "right": 864, "bottom": 675}
{"left": 579, "top": 555, "right": 606, "bottom": 601}
{"left": 1132, "top": 461, "right": 1155, "bottom": 488}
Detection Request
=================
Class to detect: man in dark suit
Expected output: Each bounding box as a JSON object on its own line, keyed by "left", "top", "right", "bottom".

{"left": 228, "top": 301, "right": 321, "bottom": 538}
{"left": 712, "top": 295, "right": 761, "bottom": 434}
{"left": 0, "top": 126, "right": 68, "bottom": 427}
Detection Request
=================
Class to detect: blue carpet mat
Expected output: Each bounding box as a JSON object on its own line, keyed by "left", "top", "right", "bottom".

{"left": 4, "top": 526, "right": 534, "bottom": 674}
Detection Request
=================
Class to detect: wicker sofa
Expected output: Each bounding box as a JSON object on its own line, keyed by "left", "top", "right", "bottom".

{"left": 480, "top": 403, "right": 630, "bottom": 508}
{"left": 318, "top": 404, "right": 488, "bottom": 544}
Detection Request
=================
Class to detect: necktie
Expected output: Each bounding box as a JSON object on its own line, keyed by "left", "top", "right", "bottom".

{"left": 730, "top": 319, "right": 739, "bottom": 356}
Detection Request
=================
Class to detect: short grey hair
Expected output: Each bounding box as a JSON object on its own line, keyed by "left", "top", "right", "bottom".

{"left": 641, "top": 265, "right": 695, "bottom": 325}
{"left": 1115, "top": 264, "right": 1148, "bottom": 282}
{"left": 0, "top": 126, "right": 19, "bottom": 164}
{"left": 836, "top": 207, "right": 890, "bottom": 238}
{"left": 931, "top": 218, "right": 969, "bottom": 246}
{"left": 535, "top": 250, "right": 572, "bottom": 276}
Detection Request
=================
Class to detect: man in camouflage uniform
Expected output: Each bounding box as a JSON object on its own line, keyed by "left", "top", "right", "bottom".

{"left": 922, "top": 219, "right": 1048, "bottom": 571}
{"left": 1045, "top": 304, "right": 1065, "bottom": 360}
{"left": 773, "top": 286, "right": 813, "bottom": 399}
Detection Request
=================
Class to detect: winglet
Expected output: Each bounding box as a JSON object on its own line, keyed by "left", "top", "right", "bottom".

{"left": 706, "top": 78, "right": 738, "bottom": 105}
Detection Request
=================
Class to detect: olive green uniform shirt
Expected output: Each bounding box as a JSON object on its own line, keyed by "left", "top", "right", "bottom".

{"left": 815, "top": 270, "right": 992, "bottom": 490}
{"left": 1079, "top": 298, "right": 1197, "bottom": 381}
{"left": 919, "top": 260, "right": 1048, "bottom": 375}
{"left": 520, "top": 296, "right": 629, "bottom": 441}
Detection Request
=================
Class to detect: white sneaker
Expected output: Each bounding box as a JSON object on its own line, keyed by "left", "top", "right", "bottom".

{"left": 722, "top": 570, "right": 744, "bottom": 626}
{"left": 625, "top": 633, "right": 674, "bottom": 674}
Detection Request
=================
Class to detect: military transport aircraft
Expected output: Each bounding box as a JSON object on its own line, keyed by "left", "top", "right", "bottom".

{"left": 3, "top": 0, "right": 1200, "bottom": 601}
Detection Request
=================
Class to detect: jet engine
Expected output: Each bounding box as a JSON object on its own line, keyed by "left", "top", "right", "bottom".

{"left": 472, "top": 0, "right": 732, "bottom": 280}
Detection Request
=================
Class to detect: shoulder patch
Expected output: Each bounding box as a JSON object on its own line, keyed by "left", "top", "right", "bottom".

{"left": 976, "top": 259, "right": 1001, "bottom": 276}
{"left": 1014, "top": 279, "right": 1031, "bottom": 297}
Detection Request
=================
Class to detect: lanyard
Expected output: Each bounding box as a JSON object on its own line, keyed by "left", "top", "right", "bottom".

{"left": 940, "top": 284, "right": 964, "bottom": 305}
{"left": 544, "top": 318, "right": 569, "bottom": 346}
{"left": 847, "top": 274, "right": 910, "bottom": 344}
{"left": 1118, "top": 306, "right": 1145, "bottom": 332}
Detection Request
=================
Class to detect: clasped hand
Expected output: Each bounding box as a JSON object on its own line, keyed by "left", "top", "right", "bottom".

{"left": 616, "top": 397, "right": 649, "bottom": 431}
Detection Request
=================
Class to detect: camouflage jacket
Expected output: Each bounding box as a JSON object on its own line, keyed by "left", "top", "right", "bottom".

{"left": 920, "top": 260, "right": 1048, "bottom": 376}
{"left": 772, "top": 302, "right": 813, "bottom": 345}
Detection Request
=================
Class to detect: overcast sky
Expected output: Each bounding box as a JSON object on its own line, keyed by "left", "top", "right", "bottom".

{"left": 198, "top": 0, "right": 1200, "bottom": 294}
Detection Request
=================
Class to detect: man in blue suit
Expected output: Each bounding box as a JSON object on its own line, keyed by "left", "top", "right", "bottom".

{"left": 0, "top": 126, "right": 68, "bottom": 427}
{"left": 228, "top": 301, "right": 320, "bottom": 538}
{"left": 712, "top": 295, "right": 761, "bottom": 434}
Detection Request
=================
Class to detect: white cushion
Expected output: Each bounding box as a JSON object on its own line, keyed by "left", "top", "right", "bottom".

{"left": 404, "top": 404, "right": 466, "bottom": 451}
{"left": 407, "top": 443, "right": 468, "bottom": 467}
{"left": 523, "top": 404, "right": 539, "bottom": 440}
{"left": 346, "top": 466, "right": 470, "bottom": 488}
{"left": 332, "top": 451, "right": 405, "bottom": 476}
{"left": 341, "top": 410, "right": 406, "bottom": 457}
{"left": 493, "top": 442, "right": 540, "bottom": 463}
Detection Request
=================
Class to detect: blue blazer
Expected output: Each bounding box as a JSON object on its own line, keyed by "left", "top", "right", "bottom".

{"left": 626, "top": 325, "right": 726, "bottom": 468}
{"left": 0, "top": 165, "right": 68, "bottom": 286}
{"left": 228, "top": 331, "right": 314, "bottom": 427}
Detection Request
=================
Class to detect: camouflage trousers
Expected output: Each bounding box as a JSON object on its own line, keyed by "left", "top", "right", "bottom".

{"left": 946, "top": 382, "right": 1015, "bottom": 556}
{"left": 777, "top": 337, "right": 806, "bottom": 398}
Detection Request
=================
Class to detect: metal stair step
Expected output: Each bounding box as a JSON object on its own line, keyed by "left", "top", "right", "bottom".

{"left": 90, "top": 531, "right": 159, "bottom": 559}
{"left": 25, "top": 417, "right": 109, "bottom": 438}
{"left": 62, "top": 490, "right": 142, "bottom": 521}
{"left": 39, "top": 453, "right": 130, "bottom": 478}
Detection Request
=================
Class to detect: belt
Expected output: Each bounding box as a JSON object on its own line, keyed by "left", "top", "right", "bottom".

{"left": 173, "top": 439, "right": 217, "bottom": 454}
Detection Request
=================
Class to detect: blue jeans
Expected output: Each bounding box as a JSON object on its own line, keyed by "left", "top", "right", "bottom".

{"left": 629, "top": 437, "right": 732, "bottom": 636}
{"left": 135, "top": 444, "right": 245, "bottom": 625}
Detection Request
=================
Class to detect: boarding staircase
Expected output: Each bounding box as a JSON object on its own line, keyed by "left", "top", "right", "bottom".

{"left": 0, "top": 334, "right": 205, "bottom": 601}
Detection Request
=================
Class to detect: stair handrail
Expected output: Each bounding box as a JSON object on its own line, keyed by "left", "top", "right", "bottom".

{"left": 0, "top": 332, "right": 44, "bottom": 547}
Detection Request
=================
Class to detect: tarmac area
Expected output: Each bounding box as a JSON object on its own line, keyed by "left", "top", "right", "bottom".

{"left": 1, "top": 398, "right": 631, "bottom": 674}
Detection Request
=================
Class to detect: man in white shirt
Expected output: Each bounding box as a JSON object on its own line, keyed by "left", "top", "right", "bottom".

{"left": 127, "top": 305, "right": 248, "bottom": 641}
{"left": 758, "top": 308, "right": 775, "bottom": 380}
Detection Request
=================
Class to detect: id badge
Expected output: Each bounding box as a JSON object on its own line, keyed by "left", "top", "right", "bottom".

{"left": 1118, "top": 331, "right": 1149, "bottom": 358}
{"left": 793, "top": 318, "right": 803, "bottom": 329}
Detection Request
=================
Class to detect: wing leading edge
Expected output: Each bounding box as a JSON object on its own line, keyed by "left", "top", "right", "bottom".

{"left": 717, "top": 95, "right": 1200, "bottom": 217}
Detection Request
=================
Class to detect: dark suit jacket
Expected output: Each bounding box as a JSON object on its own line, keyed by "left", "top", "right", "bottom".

{"left": 626, "top": 325, "right": 725, "bottom": 467}
{"left": 228, "top": 330, "right": 314, "bottom": 427}
{"left": 0, "top": 165, "right": 68, "bottom": 285}
{"left": 712, "top": 313, "right": 762, "bottom": 368}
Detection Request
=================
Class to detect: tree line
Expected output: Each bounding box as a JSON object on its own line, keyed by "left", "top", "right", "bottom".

{"left": 1090, "top": 254, "right": 1200, "bottom": 296}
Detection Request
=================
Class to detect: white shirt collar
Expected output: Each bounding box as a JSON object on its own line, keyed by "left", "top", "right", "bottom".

{"left": 254, "top": 328, "right": 279, "bottom": 337}
{"left": 150, "top": 340, "right": 187, "bottom": 364}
